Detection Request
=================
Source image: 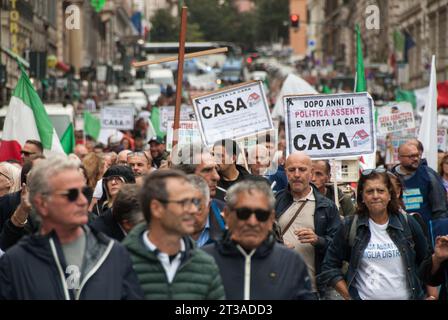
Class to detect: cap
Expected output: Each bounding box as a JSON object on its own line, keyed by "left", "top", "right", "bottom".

{"left": 148, "top": 136, "right": 164, "bottom": 144}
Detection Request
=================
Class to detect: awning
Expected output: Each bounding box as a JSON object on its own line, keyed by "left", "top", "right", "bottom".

{"left": 0, "top": 46, "right": 30, "bottom": 68}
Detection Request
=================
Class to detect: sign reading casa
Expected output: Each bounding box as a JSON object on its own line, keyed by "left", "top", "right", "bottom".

{"left": 284, "top": 93, "right": 375, "bottom": 158}
{"left": 101, "top": 107, "right": 134, "bottom": 130}
{"left": 193, "top": 81, "right": 273, "bottom": 146}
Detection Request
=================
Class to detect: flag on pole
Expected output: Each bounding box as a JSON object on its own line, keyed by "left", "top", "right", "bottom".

{"left": 355, "top": 24, "right": 375, "bottom": 169}
{"left": 418, "top": 55, "right": 438, "bottom": 171}
{"left": 83, "top": 111, "right": 101, "bottom": 140}
{"left": 60, "top": 123, "right": 75, "bottom": 154}
{"left": 0, "top": 66, "right": 65, "bottom": 162}
{"left": 355, "top": 24, "right": 366, "bottom": 92}
{"left": 150, "top": 106, "right": 166, "bottom": 139}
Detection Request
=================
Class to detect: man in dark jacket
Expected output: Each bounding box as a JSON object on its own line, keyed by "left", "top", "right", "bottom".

{"left": 89, "top": 184, "right": 144, "bottom": 241}
{"left": 212, "top": 139, "right": 267, "bottom": 202}
{"left": 122, "top": 169, "right": 225, "bottom": 299}
{"left": 0, "top": 156, "right": 143, "bottom": 300}
{"left": 275, "top": 152, "right": 341, "bottom": 297}
{"left": 203, "top": 180, "right": 314, "bottom": 300}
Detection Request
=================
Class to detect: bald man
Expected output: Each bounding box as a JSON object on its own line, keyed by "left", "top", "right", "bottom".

{"left": 392, "top": 141, "right": 448, "bottom": 226}
{"left": 275, "top": 151, "right": 340, "bottom": 298}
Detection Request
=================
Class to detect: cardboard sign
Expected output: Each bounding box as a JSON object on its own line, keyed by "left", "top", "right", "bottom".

{"left": 284, "top": 93, "right": 375, "bottom": 158}
{"left": 100, "top": 107, "right": 134, "bottom": 130}
{"left": 165, "top": 120, "right": 202, "bottom": 152}
{"left": 192, "top": 81, "right": 273, "bottom": 146}
{"left": 159, "top": 105, "right": 195, "bottom": 133}
{"left": 377, "top": 102, "right": 415, "bottom": 134}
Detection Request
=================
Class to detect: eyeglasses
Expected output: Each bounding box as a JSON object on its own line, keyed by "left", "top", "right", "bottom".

{"left": 52, "top": 186, "right": 91, "bottom": 202}
{"left": 158, "top": 197, "right": 202, "bottom": 210}
{"left": 361, "top": 168, "right": 386, "bottom": 176}
{"left": 234, "top": 207, "right": 271, "bottom": 222}
{"left": 21, "top": 150, "right": 35, "bottom": 156}
{"left": 104, "top": 176, "right": 125, "bottom": 184}
{"left": 399, "top": 154, "right": 420, "bottom": 159}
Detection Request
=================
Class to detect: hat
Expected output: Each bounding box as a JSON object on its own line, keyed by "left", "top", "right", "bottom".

{"left": 103, "top": 165, "right": 136, "bottom": 183}
{"left": 148, "top": 136, "right": 164, "bottom": 144}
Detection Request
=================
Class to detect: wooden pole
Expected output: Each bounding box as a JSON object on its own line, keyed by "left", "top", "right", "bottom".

{"left": 132, "top": 47, "right": 228, "bottom": 68}
{"left": 172, "top": 6, "right": 188, "bottom": 149}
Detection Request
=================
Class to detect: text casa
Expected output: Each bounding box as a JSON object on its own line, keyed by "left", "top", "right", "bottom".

{"left": 294, "top": 132, "right": 350, "bottom": 151}
{"left": 201, "top": 98, "right": 248, "bottom": 119}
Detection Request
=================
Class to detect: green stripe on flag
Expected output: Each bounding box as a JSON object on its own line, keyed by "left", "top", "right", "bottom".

{"left": 83, "top": 111, "right": 101, "bottom": 140}
{"left": 355, "top": 24, "right": 367, "bottom": 92}
{"left": 60, "top": 123, "right": 75, "bottom": 154}
{"left": 12, "top": 69, "right": 54, "bottom": 149}
{"left": 150, "top": 107, "right": 166, "bottom": 139}
{"left": 395, "top": 89, "right": 417, "bottom": 109}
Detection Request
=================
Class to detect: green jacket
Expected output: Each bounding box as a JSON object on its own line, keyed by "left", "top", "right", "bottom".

{"left": 123, "top": 223, "right": 225, "bottom": 300}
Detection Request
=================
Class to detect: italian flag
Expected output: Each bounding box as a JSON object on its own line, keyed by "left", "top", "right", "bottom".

{"left": 0, "top": 67, "right": 65, "bottom": 162}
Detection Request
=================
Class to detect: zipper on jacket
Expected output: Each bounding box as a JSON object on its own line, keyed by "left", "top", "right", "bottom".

{"left": 236, "top": 245, "right": 255, "bottom": 300}
{"left": 75, "top": 239, "right": 114, "bottom": 300}
{"left": 49, "top": 238, "right": 71, "bottom": 300}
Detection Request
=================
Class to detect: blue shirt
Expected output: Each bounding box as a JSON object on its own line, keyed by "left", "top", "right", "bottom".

{"left": 196, "top": 217, "right": 211, "bottom": 248}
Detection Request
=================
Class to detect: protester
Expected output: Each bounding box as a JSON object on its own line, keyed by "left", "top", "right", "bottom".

{"left": 311, "top": 160, "right": 355, "bottom": 217}
{"left": 203, "top": 180, "right": 314, "bottom": 300}
{"left": 90, "top": 184, "right": 144, "bottom": 241}
{"left": 20, "top": 140, "right": 43, "bottom": 162}
{"left": 148, "top": 137, "right": 169, "bottom": 169}
{"left": 421, "top": 235, "right": 448, "bottom": 300}
{"left": 0, "top": 162, "right": 21, "bottom": 197}
{"left": 318, "top": 169, "right": 431, "bottom": 300}
{"left": 127, "top": 151, "right": 153, "bottom": 177}
{"left": 74, "top": 144, "right": 89, "bottom": 161}
{"left": 82, "top": 152, "right": 105, "bottom": 190}
{"left": 438, "top": 153, "right": 448, "bottom": 193}
{"left": 0, "top": 156, "right": 144, "bottom": 299}
{"left": 392, "top": 141, "right": 448, "bottom": 227}
{"left": 275, "top": 151, "right": 341, "bottom": 297}
{"left": 123, "top": 169, "right": 225, "bottom": 300}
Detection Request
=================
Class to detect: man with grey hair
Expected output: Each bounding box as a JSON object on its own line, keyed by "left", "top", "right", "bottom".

{"left": 203, "top": 180, "right": 314, "bottom": 300}
{"left": 186, "top": 174, "right": 216, "bottom": 247}
{"left": 0, "top": 155, "right": 143, "bottom": 300}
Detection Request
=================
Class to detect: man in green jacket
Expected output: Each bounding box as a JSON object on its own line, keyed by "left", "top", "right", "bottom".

{"left": 123, "top": 169, "right": 225, "bottom": 300}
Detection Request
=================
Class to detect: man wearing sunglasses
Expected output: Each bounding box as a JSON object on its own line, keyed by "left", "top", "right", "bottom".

{"left": 0, "top": 156, "right": 144, "bottom": 300}
{"left": 123, "top": 169, "right": 225, "bottom": 299}
{"left": 275, "top": 151, "right": 341, "bottom": 299}
{"left": 203, "top": 180, "right": 314, "bottom": 299}
{"left": 20, "top": 140, "right": 43, "bottom": 162}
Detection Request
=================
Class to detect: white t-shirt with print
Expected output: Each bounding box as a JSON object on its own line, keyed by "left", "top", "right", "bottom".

{"left": 355, "top": 218, "right": 409, "bottom": 300}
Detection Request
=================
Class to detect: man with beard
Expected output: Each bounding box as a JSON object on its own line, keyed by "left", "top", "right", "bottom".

{"left": 392, "top": 141, "right": 448, "bottom": 227}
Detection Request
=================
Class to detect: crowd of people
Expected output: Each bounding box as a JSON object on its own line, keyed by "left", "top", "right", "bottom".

{"left": 0, "top": 133, "right": 448, "bottom": 301}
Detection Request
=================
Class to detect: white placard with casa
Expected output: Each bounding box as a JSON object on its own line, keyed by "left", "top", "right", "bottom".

{"left": 101, "top": 107, "right": 134, "bottom": 130}
{"left": 192, "top": 81, "right": 273, "bottom": 146}
{"left": 377, "top": 101, "right": 415, "bottom": 135}
{"left": 166, "top": 120, "right": 202, "bottom": 151}
{"left": 159, "top": 105, "right": 195, "bottom": 133}
{"left": 284, "top": 92, "right": 375, "bottom": 159}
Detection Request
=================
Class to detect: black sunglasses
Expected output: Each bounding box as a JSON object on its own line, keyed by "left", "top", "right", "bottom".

{"left": 235, "top": 207, "right": 271, "bottom": 222}
{"left": 361, "top": 168, "right": 386, "bottom": 176}
{"left": 53, "top": 186, "right": 91, "bottom": 202}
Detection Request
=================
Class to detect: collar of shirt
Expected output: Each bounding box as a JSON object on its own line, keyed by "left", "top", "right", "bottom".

{"left": 142, "top": 231, "right": 185, "bottom": 255}
{"left": 293, "top": 186, "right": 315, "bottom": 202}
{"left": 196, "top": 217, "right": 211, "bottom": 247}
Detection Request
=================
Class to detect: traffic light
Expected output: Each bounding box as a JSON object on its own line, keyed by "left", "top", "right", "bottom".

{"left": 290, "top": 14, "right": 299, "bottom": 28}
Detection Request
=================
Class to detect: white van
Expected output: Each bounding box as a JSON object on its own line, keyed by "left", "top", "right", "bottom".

{"left": 0, "top": 103, "right": 75, "bottom": 139}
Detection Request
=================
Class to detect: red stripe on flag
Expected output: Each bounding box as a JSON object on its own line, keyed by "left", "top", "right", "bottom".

{"left": 0, "top": 140, "right": 22, "bottom": 162}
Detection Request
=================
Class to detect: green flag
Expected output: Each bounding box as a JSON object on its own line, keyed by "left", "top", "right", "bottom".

{"left": 83, "top": 111, "right": 101, "bottom": 140}
{"left": 60, "top": 123, "right": 75, "bottom": 154}
{"left": 150, "top": 107, "right": 166, "bottom": 139}
{"left": 393, "top": 30, "right": 405, "bottom": 53}
{"left": 395, "top": 89, "right": 417, "bottom": 108}
{"left": 322, "top": 85, "right": 332, "bottom": 94}
{"left": 355, "top": 24, "right": 366, "bottom": 92}
{"left": 90, "top": 0, "right": 106, "bottom": 12}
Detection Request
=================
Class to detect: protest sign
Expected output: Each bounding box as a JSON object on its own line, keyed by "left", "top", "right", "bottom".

{"left": 284, "top": 92, "right": 375, "bottom": 158}
{"left": 166, "top": 120, "right": 202, "bottom": 151}
{"left": 192, "top": 81, "right": 273, "bottom": 146}
{"left": 159, "top": 105, "right": 195, "bottom": 133}
{"left": 100, "top": 107, "right": 134, "bottom": 130}
{"left": 377, "top": 102, "right": 415, "bottom": 135}
{"left": 438, "top": 128, "right": 447, "bottom": 152}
